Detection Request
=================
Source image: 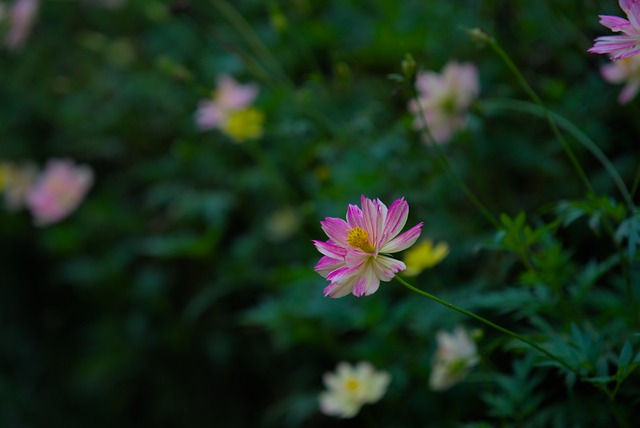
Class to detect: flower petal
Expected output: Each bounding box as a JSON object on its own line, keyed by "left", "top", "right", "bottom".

{"left": 313, "top": 239, "right": 347, "bottom": 259}
{"left": 380, "top": 222, "right": 423, "bottom": 253}
{"left": 346, "top": 203, "right": 364, "bottom": 228}
{"left": 315, "top": 255, "right": 345, "bottom": 278}
{"left": 361, "top": 195, "right": 387, "bottom": 248}
{"left": 324, "top": 276, "right": 357, "bottom": 298}
{"left": 599, "top": 14, "right": 632, "bottom": 32}
{"left": 372, "top": 254, "right": 406, "bottom": 282}
{"left": 382, "top": 197, "right": 408, "bottom": 243}
{"left": 326, "top": 262, "right": 364, "bottom": 284}
{"left": 620, "top": 79, "right": 640, "bottom": 103}
{"left": 352, "top": 262, "right": 380, "bottom": 297}
{"left": 320, "top": 217, "right": 350, "bottom": 247}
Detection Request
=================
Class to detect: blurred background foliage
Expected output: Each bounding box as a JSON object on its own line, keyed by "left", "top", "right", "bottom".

{"left": 1, "top": 0, "right": 640, "bottom": 426}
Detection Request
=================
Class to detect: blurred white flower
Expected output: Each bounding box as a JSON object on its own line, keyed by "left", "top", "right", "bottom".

{"left": 409, "top": 60, "right": 479, "bottom": 144}
{"left": 429, "top": 326, "right": 480, "bottom": 391}
{"left": 319, "top": 361, "right": 391, "bottom": 418}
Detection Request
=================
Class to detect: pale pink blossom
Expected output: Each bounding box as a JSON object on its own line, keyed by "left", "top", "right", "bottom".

{"left": 429, "top": 326, "right": 480, "bottom": 391}
{"left": 194, "top": 74, "right": 259, "bottom": 131}
{"left": 589, "top": 0, "right": 640, "bottom": 60}
{"left": 4, "top": 0, "right": 38, "bottom": 50}
{"left": 408, "top": 61, "right": 479, "bottom": 144}
{"left": 601, "top": 55, "right": 640, "bottom": 103}
{"left": 319, "top": 361, "right": 391, "bottom": 419}
{"left": 26, "top": 159, "right": 94, "bottom": 226}
{"left": 313, "top": 195, "right": 423, "bottom": 298}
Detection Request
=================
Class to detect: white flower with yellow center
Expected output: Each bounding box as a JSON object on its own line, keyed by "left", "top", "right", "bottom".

{"left": 319, "top": 361, "right": 391, "bottom": 419}
{"left": 429, "top": 326, "right": 480, "bottom": 391}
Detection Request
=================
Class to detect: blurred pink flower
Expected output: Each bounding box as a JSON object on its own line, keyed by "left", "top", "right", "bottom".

{"left": 313, "top": 195, "right": 423, "bottom": 298}
{"left": 194, "top": 74, "right": 259, "bottom": 131}
{"left": 589, "top": 0, "right": 640, "bottom": 60}
{"left": 408, "top": 61, "right": 479, "bottom": 144}
{"left": 26, "top": 159, "right": 94, "bottom": 226}
{"left": 4, "top": 0, "right": 38, "bottom": 50}
{"left": 601, "top": 55, "right": 640, "bottom": 103}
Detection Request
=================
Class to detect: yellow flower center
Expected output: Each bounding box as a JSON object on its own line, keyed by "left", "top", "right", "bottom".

{"left": 346, "top": 226, "right": 374, "bottom": 252}
{"left": 345, "top": 378, "right": 360, "bottom": 391}
{"left": 220, "top": 107, "right": 265, "bottom": 142}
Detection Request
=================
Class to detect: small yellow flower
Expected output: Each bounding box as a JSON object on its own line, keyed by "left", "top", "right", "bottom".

{"left": 220, "top": 107, "right": 265, "bottom": 142}
{"left": 403, "top": 239, "right": 449, "bottom": 276}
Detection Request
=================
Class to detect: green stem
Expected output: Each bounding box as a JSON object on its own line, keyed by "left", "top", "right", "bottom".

{"left": 410, "top": 87, "right": 500, "bottom": 229}
{"left": 479, "top": 98, "right": 635, "bottom": 210}
{"left": 210, "top": 0, "right": 293, "bottom": 86}
{"left": 395, "top": 276, "right": 579, "bottom": 376}
{"left": 632, "top": 164, "right": 640, "bottom": 199}
{"left": 484, "top": 38, "right": 595, "bottom": 196}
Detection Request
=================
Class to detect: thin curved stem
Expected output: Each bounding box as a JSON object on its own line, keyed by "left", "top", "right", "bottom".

{"left": 484, "top": 37, "right": 595, "bottom": 196}
{"left": 395, "top": 276, "right": 580, "bottom": 376}
{"left": 479, "top": 98, "right": 635, "bottom": 210}
{"left": 632, "top": 165, "right": 640, "bottom": 199}
{"left": 210, "top": 0, "right": 293, "bottom": 86}
{"left": 410, "top": 86, "right": 500, "bottom": 229}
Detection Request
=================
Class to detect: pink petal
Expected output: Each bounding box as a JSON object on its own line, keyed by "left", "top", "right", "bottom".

{"left": 314, "top": 256, "right": 345, "bottom": 278}
{"left": 194, "top": 101, "right": 224, "bottom": 130}
{"left": 601, "top": 62, "right": 628, "bottom": 82}
{"left": 599, "top": 14, "right": 632, "bottom": 32}
{"left": 323, "top": 276, "right": 356, "bottom": 298}
{"left": 346, "top": 204, "right": 364, "bottom": 228}
{"left": 345, "top": 249, "right": 372, "bottom": 267}
{"left": 612, "top": 44, "right": 640, "bottom": 60}
{"left": 313, "top": 240, "right": 347, "bottom": 259}
{"left": 382, "top": 197, "right": 409, "bottom": 243}
{"left": 589, "top": 35, "right": 639, "bottom": 55}
{"left": 380, "top": 222, "right": 423, "bottom": 253}
{"left": 352, "top": 263, "right": 380, "bottom": 297}
{"left": 320, "top": 217, "right": 350, "bottom": 247}
{"left": 326, "top": 262, "right": 364, "bottom": 284}
{"left": 619, "top": 80, "right": 640, "bottom": 103}
{"left": 627, "top": 2, "right": 640, "bottom": 30}
{"left": 372, "top": 255, "right": 406, "bottom": 281}
{"left": 361, "top": 195, "right": 387, "bottom": 248}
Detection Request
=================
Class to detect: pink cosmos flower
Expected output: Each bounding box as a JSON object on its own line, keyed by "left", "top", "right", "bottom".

{"left": 194, "top": 74, "right": 259, "bottom": 131}
{"left": 26, "top": 159, "right": 94, "bottom": 226}
{"left": 408, "top": 61, "right": 479, "bottom": 144}
{"left": 601, "top": 55, "right": 640, "bottom": 103}
{"left": 313, "top": 195, "right": 423, "bottom": 298}
{"left": 589, "top": 0, "right": 640, "bottom": 60}
{"left": 4, "top": 0, "right": 39, "bottom": 50}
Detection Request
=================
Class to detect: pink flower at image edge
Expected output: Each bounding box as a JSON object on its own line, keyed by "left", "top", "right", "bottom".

{"left": 26, "top": 159, "right": 94, "bottom": 226}
{"left": 588, "top": 0, "right": 640, "bottom": 60}
{"left": 313, "top": 195, "right": 423, "bottom": 298}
